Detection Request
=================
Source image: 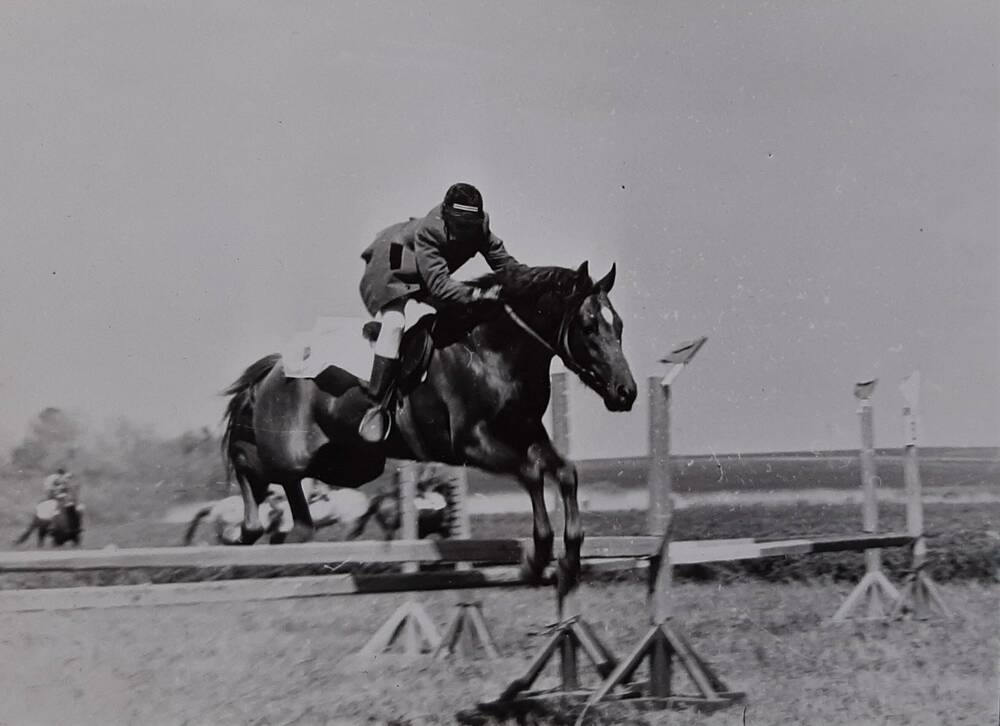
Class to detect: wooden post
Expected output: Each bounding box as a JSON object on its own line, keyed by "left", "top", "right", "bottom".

{"left": 891, "top": 371, "right": 952, "bottom": 619}
{"left": 549, "top": 372, "right": 570, "bottom": 519}
{"left": 550, "top": 372, "right": 571, "bottom": 456}
{"left": 857, "top": 385, "right": 882, "bottom": 575}
{"left": 398, "top": 463, "right": 419, "bottom": 574}
{"left": 647, "top": 377, "right": 672, "bottom": 538}
{"left": 581, "top": 341, "right": 743, "bottom": 714}
{"left": 449, "top": 466, "right": 473, "bottom": 571}
{"left": 394, "top": 463, "right": 421, "bottom": 655}
{"left": 832, "top": 380, "right": 900, "bottom": 621}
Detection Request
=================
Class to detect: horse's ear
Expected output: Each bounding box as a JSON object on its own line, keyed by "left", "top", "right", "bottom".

{"left": 575, "top": 261, "right": 590, "bottom": 281}
{"left": 573, "top": 261, "right": 591, "bottom": 293}
{"left": 595, "top": 263, "right": 616, "bottom": 293}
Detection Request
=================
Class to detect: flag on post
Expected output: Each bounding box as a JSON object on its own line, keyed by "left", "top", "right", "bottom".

{"left": 659, "top": 336, "right": 708, "bottom": 366}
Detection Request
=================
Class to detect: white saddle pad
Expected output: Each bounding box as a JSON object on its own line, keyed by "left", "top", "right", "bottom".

{"left": 280, "top": 302, "right": 435, "bottom": 380}
{"left": 35, "top": 499, "right": 59, "bottom": 520}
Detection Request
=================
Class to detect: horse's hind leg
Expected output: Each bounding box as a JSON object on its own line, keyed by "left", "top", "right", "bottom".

{"left": 233, "top": 442, "right": 269, "bottom": 544}
{"left": 278, "top": 478, "right": 315, "bottom": 543}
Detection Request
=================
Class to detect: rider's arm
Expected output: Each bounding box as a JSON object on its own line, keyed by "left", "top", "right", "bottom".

{"left": 481, "top": 232, "right": 526, "bottom": 273}
{"left": 413, "top": 226, "right": 478, "bottom": 306}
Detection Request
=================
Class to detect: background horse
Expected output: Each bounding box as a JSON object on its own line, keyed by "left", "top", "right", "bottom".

{"left": 14, "top": 497, "right": 82, "bottom": 547}
{"left": 182, "top": 484, "right": 374, "bottom": 545}
{"left": 182, "top": 489, "right": 284, "bottom": 545}
{"left": 221, "top": 262, "right": 635, "bottom": 594}
{"left": 346, "top": 483, "right": 451, "bottom": 541}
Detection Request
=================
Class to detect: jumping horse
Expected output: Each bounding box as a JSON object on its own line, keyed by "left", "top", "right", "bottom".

{"left": 221, "top": 262, "right": 636, "bottom": 594}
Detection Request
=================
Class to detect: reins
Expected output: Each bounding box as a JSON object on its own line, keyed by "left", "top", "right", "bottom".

{"left": 501, "top": 301, "right": 600, "bottom": 390}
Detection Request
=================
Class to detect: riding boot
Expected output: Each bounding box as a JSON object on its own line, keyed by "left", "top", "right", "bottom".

{"left": 359, "top": 354, "right": 399, "bottom": 443}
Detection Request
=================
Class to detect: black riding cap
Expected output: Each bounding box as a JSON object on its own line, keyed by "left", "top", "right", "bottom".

{"left": 443, "top": 183, "right": 485, "bottom": 219}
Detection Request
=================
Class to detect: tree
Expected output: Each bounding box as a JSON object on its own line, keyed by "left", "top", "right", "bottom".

{"left": 9, "top": 407, "right": 82, "bottom": 473}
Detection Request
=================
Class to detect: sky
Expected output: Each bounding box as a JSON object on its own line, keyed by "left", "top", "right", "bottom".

{"left": 1, "top": 1, "right": 997, "bottom": 459}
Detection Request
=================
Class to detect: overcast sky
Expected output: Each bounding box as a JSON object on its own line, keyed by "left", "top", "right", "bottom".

{"left": 1, "top": 1, "right": 997, "bottom": 458}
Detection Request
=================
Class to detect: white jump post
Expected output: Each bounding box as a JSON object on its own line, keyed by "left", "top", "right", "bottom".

{"left": 358, "top": 462, "right": 441, "bottom": 657}
{"left": 890, "top": 371, "right": 951, "bottom": 619}
{"left": 433, "top": 464, "right": 501, "bottom": 661}
{"left": 584, "top": 337, "right": 741, "bottom": 713}
{"left": 833, "top": 380, "right": 901, "bottom": 621}
{"left": 550, "top": 371, "right": 571, "bottom": 522}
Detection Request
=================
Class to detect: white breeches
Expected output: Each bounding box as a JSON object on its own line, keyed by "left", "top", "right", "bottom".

{"left": 374, "top": 300, "right": 406, "bottom": 359}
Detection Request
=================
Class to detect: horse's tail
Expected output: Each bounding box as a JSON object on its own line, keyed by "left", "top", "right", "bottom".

{"left": 220, "top": 354, "right": 280, "bottom": 479}
{"left": 183, "top": 505, "right": 214, "bottom": 546}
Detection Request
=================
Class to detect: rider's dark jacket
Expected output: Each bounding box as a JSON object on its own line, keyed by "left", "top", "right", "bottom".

{"left": 359, "top": 204, "right": 523, "bottom": 315}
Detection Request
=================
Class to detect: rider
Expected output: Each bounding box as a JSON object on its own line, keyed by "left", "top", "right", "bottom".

{"left": 42, "top": 468, "right": 68, "bottom": 501}
{"left": 357, "top": 182, "right": 525, "bottom": 442}
{"left": 41, "top": 467, "right": 82, "bottom": 518}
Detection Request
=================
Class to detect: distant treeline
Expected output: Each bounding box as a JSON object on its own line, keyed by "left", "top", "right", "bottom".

{"left": 3, "top": 407, "right": 229, "bottom": 503}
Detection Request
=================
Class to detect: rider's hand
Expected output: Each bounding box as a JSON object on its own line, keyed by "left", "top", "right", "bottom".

{"left": 471, "top": 285, "right": 502, "bottom": 302}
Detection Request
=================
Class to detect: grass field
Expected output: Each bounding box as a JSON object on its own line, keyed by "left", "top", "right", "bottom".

{"left": 0, "top": 580, "right": 995, "bottom": 725}
{"left": 0, "top": 450, "right": 996, "bottom": 724}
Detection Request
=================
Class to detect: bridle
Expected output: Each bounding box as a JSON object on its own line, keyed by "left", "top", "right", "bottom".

{"left": 501, "top": 295, "right": 604, "bottom": 392}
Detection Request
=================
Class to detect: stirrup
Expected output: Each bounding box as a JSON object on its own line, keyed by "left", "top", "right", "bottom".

{"left": 359, "top": 405, "right": 391, "bottom": 443}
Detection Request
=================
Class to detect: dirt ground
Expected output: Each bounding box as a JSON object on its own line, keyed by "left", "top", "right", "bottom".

{"left": 0, "top": 580, "right": 995, "bottom": 726}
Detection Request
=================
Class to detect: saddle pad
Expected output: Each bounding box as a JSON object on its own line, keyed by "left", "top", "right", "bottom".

{"left": 281, "top": 302, "right": 436, "bottom": 380}
{"left": 35, "top": 499, "right": 59, "bottom": 519}
{"left": 281, "top": 316, "right": 373, "bottom": 380}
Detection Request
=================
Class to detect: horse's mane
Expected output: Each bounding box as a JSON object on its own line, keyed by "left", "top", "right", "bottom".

{"left": 469, "top": 265, "right": 591, "bottom": 303}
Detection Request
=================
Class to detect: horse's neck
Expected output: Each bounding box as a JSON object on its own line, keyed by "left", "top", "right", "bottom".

{"left": 473, "top": 315, "right": 555, "bottom": 376}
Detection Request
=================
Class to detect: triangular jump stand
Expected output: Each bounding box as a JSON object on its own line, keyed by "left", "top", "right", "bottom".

{"left": 890, "top": 567, "right": 952, "bottom": 620}
{"left": 583, "top": 616, "right": 743, "bottom": 713}
{"left": 832, "top": 566, "right": 902, "bottom": 621}
{"left": 433, "top": 601, "right": 500, "bottom": 660}
{"left": 358, "top": 599, "right": 441, "bottom": 657}
{"left": 473, "top": 611, "right": 619, "bottom": 720}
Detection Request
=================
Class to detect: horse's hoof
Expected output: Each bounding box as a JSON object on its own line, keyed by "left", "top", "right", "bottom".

{"left": 519, "top": 557, "right": 548, "bottom": 586}
{"left": 286, "top": 524, "right": 315, "bottom": 544}
{"left": 240, "top": 526, "right": 264, "bottom": 545}
{"left": 555, "top": 557, "right": 581, "bottom": 598}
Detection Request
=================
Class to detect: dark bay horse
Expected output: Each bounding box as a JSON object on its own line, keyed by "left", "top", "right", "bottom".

{"left": 14, "top": 497, "right": 82, "bottom": 547}
{"left": 221, "top": 262, "right": 636, "bottom": 593}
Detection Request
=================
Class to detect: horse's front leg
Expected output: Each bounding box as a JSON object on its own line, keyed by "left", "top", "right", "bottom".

{"left": 518, "top": 453, "right": 554, "bottom": 585}
{"left": 529, "top": 440, "right": 583, "bottom": 598}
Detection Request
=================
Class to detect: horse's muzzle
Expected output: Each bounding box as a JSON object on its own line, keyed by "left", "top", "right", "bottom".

{"left": 604, "top": 383, "right": 637, "bottom": 412}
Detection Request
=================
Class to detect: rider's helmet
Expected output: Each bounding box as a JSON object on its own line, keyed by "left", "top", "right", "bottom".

{"left": 442, "top": 183, "right": 486, "bottom": 237}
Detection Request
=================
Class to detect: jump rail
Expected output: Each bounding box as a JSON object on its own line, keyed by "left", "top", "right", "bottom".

{"left": 0, "top": 536, "right": 658, "bottom": 572}
{"left": 0, "top": 533, "right": 910, "bottom": 574}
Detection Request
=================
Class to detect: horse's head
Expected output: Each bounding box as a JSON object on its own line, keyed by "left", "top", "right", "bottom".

{"left": 561, "top": 262, "right": 637, "bottom": 412}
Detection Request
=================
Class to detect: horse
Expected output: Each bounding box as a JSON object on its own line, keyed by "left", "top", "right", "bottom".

{"left": 13, "top": 496, "right": 83, "bottom": 547}
{"left": 182, "top": 490, "right": 285, "bottom": 546}
{"left": 221, "top": 262, "right": 636, "bottom": 595}
{"left": 183, "top": 484, "right": 388, "bottom": 545}
{"left": 346, "top": 484, "right": 452, "bottom": 541}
